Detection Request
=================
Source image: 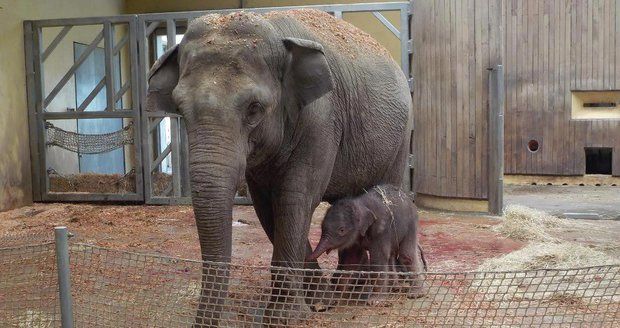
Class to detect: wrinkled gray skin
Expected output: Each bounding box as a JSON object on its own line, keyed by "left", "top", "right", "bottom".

{"left": 146, "top": 10, "right": 412, "bottom": 326}
{"left": 307, "top": 185, "right": 426, "bottom": 301}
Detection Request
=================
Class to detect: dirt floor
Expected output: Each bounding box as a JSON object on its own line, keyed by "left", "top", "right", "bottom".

{"left": 0, "top": 202, "right": 522, "bottom": 272}
{"left": 1, "top": 186, "right": 618, "bottom": 271}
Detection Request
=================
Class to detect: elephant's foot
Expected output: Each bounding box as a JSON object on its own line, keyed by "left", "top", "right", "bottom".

{"left": 262, "top": 267, "right": 312, "bottom": 327}
{"left": 303, "top": 271, "right": 337, "bottom": 312}
{"left": 366, "top": 294, "right": 391, "bottom": 307}
{"left": 407, "top": 278, "right": 428, "bottom": 299}
{"left": 262, "top": 294, "right": 311, "bottom": 327}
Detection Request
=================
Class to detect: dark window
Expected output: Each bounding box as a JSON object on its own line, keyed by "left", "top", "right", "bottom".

{"left": 583, "top": 102, "right": 617, "bottom": 108}
{"left": 585, "top": 147, "right": 613, "bottom": 175}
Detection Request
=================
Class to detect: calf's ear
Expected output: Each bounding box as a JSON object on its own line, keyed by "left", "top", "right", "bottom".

{"left": 146, "top": 45, "right": 179, "bottom": 113}
{"left": 282, "top": 37, "right": 334, "bottom": 107}
{"left": 355, "top": 205, "right": 376, "bottom": 237}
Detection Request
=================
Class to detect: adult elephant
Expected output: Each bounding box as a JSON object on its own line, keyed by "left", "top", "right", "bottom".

{"left": 147, "top": 9, "right": 412, "bottom": 326}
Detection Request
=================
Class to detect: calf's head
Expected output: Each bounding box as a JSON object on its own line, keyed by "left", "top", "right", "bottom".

{"left": 306, "top": 200, "right": 375, "bottom": 261}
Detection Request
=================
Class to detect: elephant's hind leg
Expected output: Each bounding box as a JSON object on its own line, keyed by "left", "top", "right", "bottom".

{"left": 398, "top": 237, "right": 428, "bottom": 299}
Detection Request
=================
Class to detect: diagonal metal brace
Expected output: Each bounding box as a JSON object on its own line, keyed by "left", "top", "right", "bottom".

{"left": 44, "top": 29, "right": 104, "bottom": 108}
{"left": 372, "top": 11, "right": 400, "bottom": 39}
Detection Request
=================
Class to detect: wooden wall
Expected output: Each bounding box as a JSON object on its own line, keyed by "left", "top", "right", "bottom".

{"left": 412, "top": 0, "right": 502, "bottom": 199}
{"left": 503, "top": 0, "right": 620, "bottom": 177}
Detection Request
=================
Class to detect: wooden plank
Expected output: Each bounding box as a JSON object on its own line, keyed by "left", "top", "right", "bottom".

{"left": 586, "top": 0, "right": 593, "bottom": 90}
{"left": 463, "top": 0, "right": 470, "bottom": 196}
{"left": 525, "top": 0, "right": 534, "bottom": 174}
{"left": 564, "top": 0, "right": 573, "bottom": 174}
{"left": 541, "top": 1, "right": 551, "bottom": 174}
{"left": 602, "top": 0, "right": 609, "bottom": 87}
{"left": 411, "top": 0, "right": 424, "bottom": 194}
{"left": 437, "top": 0, "right": 446, "bottom": 196}
{"left": 612, "top": 0, "right": 617, "bottom": 86}
{"left": 429, "top": 0, "right": 438, "bottom": 196}
{"left": 467, "top": 0, "right": 476, "bottom": 197}
{"left": 449, "top": 0, "right": 457, "bottom": 196}
{"left": 23, "top": 21, "right": 42, "bottom": 201}
{"left": 510, "top": 1, "right": 519, "bottom": 174}
{"left": 455, "top": 0, "right": 464, "bottom": 196}
{"left": 502, "top": 1, "right": 510, "bottom": 174}
{"left": 474, "top": 0, "right": 485, "bottom": 195}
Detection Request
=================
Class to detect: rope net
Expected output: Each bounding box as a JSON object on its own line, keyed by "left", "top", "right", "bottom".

{"left": 45, "top": 122, "right": 133, "bottom": 154}
{"left": 1, "top": 237, "right": 618, "bottom": 328}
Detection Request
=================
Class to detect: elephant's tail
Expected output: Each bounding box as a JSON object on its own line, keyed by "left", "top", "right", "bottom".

{"left": 418, "top": 244, "right": 428, "bottom": 272}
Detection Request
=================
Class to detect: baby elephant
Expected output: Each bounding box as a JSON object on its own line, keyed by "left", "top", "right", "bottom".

{"left": 307, "top": 184, "right": 426, "bottom": 301}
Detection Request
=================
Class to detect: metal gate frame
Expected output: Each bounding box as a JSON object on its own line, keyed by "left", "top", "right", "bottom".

{"left": 24, "top": 16, "right": 144, "bottom": 202}
{"left": 24, "top": 2, "right": 413, "bottom": 205}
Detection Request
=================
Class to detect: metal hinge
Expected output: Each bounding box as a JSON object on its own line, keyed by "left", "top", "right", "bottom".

{"left": 407, "top": 39, "right": 413, "bottom": 53}
{"left": 408, "top": 154, "right": 415, "bottom": 168}
{"left": 408, "top": 78, "right": 414, "bottom": 92}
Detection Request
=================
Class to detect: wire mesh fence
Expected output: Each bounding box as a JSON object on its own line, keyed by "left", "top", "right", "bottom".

{"left": 0, "top": 232, "right": 618, "bottom": 327}
{"left": 0, "top": 240, "right": 60, "bottom": 327}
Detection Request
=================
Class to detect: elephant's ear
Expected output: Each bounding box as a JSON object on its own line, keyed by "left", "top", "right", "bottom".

{"left": 356, "top": 204, "right": 378, "bottom": 237}
{"left": 146, "top": 45, "right": 179, "bottom": 113}
{"left": 282, "top": 37, "right": 334, "bottom": 107}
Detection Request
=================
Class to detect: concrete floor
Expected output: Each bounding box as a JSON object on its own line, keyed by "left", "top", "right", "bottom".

{"left": 504, "top": 185, "right": 620, "bottom": 220}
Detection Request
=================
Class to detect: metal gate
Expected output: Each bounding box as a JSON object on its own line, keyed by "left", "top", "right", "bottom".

{"left": 24, "top": 2, "right": 413, "bottom": 205}
{"left": 24, "top": 16, "right": 143, "bottom": 202}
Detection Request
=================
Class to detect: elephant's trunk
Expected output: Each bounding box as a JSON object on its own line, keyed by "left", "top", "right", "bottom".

{"left": 187, "top": 125, "right": 244, "bottom": 326}
{"left": 306, "top": 237, "right": 332, "bottom": 261}
{"left": 188, "top": 124, "right": 243, "bottom": 261}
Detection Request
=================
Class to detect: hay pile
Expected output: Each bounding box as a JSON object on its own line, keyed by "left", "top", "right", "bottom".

{"left": 479, "top": 242, "right": 618, "bottom": 271}
{"left": 479, "top": 205, "right": 619, "bottom": 271}
{"left": 491, "top": 205, "right": 561, "bottom": 242}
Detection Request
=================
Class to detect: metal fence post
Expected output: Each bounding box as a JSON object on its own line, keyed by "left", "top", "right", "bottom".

{"left": 54, "top": 226, "right": 74, "bottom": 328}
{"left": 488, "top": 65, "right": 505, "bottom": 215}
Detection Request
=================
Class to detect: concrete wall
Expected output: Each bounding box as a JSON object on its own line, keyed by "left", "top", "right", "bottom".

{"left": 0, "top": 0, "right": 124, "bottom": 211}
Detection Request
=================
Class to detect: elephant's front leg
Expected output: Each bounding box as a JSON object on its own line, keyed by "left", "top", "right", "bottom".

{"left": 262, "top": 189, "right": 318, "bottom": 326}
{"left": 365, "top": 246, "right": 392, "bottom": 306}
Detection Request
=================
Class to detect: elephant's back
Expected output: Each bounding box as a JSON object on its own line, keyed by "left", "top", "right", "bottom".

{"left": 264, "top": 9, "right": 393, "bottom": 63}
{"left": 266, "top": 10, "right": 411, "bottom": 199}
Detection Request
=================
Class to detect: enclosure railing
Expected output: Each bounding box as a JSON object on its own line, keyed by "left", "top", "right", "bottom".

{"left": 1, "top": 228, "right": 618, "bottom": 327}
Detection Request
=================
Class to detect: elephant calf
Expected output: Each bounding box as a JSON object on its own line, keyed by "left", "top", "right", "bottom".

{"left": 307, "top": 184, "right": 427, "bottom": 302}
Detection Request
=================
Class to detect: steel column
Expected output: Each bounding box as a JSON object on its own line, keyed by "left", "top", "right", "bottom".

{"left": 488, "top": 65, "right": 505, "bottom": 215}
{"left": 54, "top": 226, "right": 74, "bottom": 328}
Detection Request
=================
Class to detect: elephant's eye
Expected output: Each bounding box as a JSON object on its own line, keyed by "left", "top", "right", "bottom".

{"left": 245, "top": 102, "right": 264, "bottom": 126}
{"left": 338, "top": 227, "right": 346, "bottom": 235}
